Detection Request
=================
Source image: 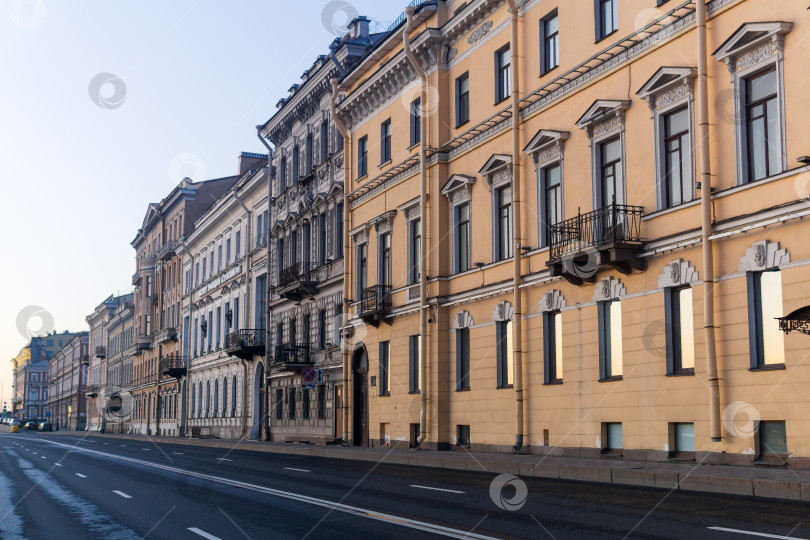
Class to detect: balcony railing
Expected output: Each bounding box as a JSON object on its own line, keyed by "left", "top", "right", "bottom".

{"left": 157, "top": 238, "right": 183, "bottom": 261}
{"left": 135, "top": 335, "right": 153, "bottom": 351}
{"left": 359, "top": 285, "right": 392, "bottom": 326}
{"left": 155, "top": 327, "right": 177, "bottom": 344}
{"left": 547, "top": 202, "right": 645, "bottom": 284}
{"left": 160, "top": 354, "right": 187, "bottom": 379}
{"left": 274, "top": 343, "right": 312, "bottom": 370}
{"left": 132, "top": 272, "right": 141, "bottom": 286}
{"left": 279, "top": 261, "right": 319, "bottom": 288}
{"left": 95, "top": 346, "right": 106, "bottom": 359}
{"left": 224, "top": 329, "right": 266, "bottom": 360}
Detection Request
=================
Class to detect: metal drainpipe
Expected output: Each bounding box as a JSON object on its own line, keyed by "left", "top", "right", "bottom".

{"left": 404, "top": 6, "right": 428, "bottom": 447}
{"left": 696, "top": 0, "right": 720, "bottom": 442}
{"left": 330, "top": 78, "right": 352, "bottom": 445}
{"left": 505, "top": 0, "right": 524, "bottom": 453}
{"left": 255, "top": 127, "right": 275, "bottom": 442}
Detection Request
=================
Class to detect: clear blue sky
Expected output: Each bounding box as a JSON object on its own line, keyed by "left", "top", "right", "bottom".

{"left": 0, "top": 0, "right": 404, "bottom": 404}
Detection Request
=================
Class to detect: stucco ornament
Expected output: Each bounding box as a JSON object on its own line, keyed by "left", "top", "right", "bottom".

{"left": 738, "top": 241, "right": 790, "bottom": 272}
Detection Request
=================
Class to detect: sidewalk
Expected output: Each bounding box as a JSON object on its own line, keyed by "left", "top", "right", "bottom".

{"left": 45, "top": 431, "right": 810, "bottom": 503}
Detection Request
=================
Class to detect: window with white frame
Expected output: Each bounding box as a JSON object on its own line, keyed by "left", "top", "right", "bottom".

{"left": 714, "top": 22, "right": 791, "bottom": 185}
{"left": 576, "top": 100, "right": 630, "bottom": 209}
{"left": 524, "top": 130, "right": 568, "bottom": 248}
{"left": 441, "top": 174, "right": 476, "bottom": 273}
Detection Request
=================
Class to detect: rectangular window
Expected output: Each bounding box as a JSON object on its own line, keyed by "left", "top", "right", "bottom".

{"left": 408, "top": 218, "right": 422, "bottom": 284}
{"left": 604, "top": 422, "right": 623, "bottom": 451}
{"left": 496, "top": 321, "right": 514, "bottom": 388}
{"left": 747, "top": 270, "right": 785, "bottom": 368}
{"left": 663, "top": 106, "right": 692, "bottom": 208}
{"left": 336, "top": 203, "right": 344, "bottom": 257}
{"left": 456, "top": 329, "right": 470, "bottom": 391}
{"left": 318, "top": 213, "right": 327, "bottom": 265}
{"left": 235, "top": 230, "right": 241, "bottom": 259}
{"left": 595, "top": 0, "right": 618, "bottom": 41}
{"left": 543, "top": 311, "right": 563, "bottom": 383}
{"left": 455, "top": 203, "right": 471, "bottom": 273}
{"left": 275, "top": 389, "right": 283, "bottom": 419}
{"left": 672, "top": 422, "right": 695, "bottom": 454}
{"left": 540, "top": 11, "right": 559, "bottom": 74}
{"left": 288, "top": 388, "right": 296, "bottom": 419}
{"left": 292, "top": 146, "right": 299, "bottom": 183}
{"left": 496, "top": 185, "right": 513, "bottom": 261}
{"left": 358, "top": 136, "right": 368, "bottom": 178}
{"left": 226, "top": 238, "right": 231, "bottom": 266}
{"left": 215, "top": 307, "right": 221, "bottom": 348}
{"left": 379, "top": 232, "right": 391, "bottom": 286}
{"left": 305, "top": 134, "right": 313, "bottom": 174}
{"left": 302, "top": 389, "right": 310, "bottom": 419}
{"left": 598, "top": 300, "right": 623, "bottom": 380}
{"left": 379, "top": 341, "right": 390, "bottom": 396}
{"left": 665, "top": 287, "right": 695, "bottom": 374}
{"left": 381, "top": 119, "right": 392, "bottom": 163}
{"left": 410, "top": 99, "right": 421, "bottom": 146}
{"left": 317, "top": 384, "right": 326, "bottom": 419}
{"left": 256, "top": 275, "right": 267, "bottom": 330}
{"left": 319, "top": 310, "right": 327, "bottom": 349}
{"left": 356, "top": 243, "right": 367, "bottom": 298}
{"left": 541, "top": 163, "right": 562, "bottom": 247}
{"left": 279, "top": 156, "right": 287, "bottom": 192}
{"left": 745, "top": 67, "right": 780, "bottom": 182}
{"left": 599, "top": 137, "right": 622, "bottom": 207}
{"left": 217, "top": 245, "right": 222, "bottom": 272}
{"left": 495, "top": 45, "right": 510, "bottom": 103}
{"left": 320, "top": 121, "right": 329, "bottom": 163}
{"left": 409, "top": 335, "right": 421, "bottom": 393}
{"left": 758, "top": 421, "right": 787, "bottom": 457}
{"left": 455, "top": 73, "right": 470, "bottom": 127}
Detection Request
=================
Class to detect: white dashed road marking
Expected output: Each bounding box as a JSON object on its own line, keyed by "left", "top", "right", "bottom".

{"left": 76, "top": 473, "right": 87, "bottom": 478}
{"left": 113, "top": 490, "right": 132, "bottom": 499}
{"left": 284, "top": 467, "right": 310, "bottom": 473}
{"left": 215, "top": 458, "right": 232, "bottom": 462}
{"left": 409, "top": 485, "right": 466, "bottom": 494}
{"left": 188, "top": 528, "right": 222, "bottom": 540}
{"left": 707, "top": 526, "right": 804, "bottom": 539}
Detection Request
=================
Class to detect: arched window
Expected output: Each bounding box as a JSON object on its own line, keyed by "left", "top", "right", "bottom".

{"left": 222, "top": 377, "right": 228, "bottom": 418}
{"left": 214, "top": 379, "right": 219, "bottom": 417}
{"left": 198, "top": 383, "right": 203, "bottom": 418}
{"left": 174, "top": 393, "right": 177, "bottom": 419}
{"left": 232, "top": 375, "right": 237, "bottom": 416}
{"left": 191, "top": 388, "right": 195, "bottom": 419}
{"left": 205, "top": 381, "right": 210, "bottom": 417}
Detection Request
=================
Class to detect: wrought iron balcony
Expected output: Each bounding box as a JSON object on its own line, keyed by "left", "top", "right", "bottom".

{"left": 274, "top": 343, "right": 312, "bottom": 371}
{"left": 135, "top": 335, "right": 153, "bottom": 351}
{"left": 359, "top": 285, "right": 392, "bottom": 326}
{"left": 277, "top": 261, "right": 319, "bottom": 301}
{"left": 547, "top": 203, "right": 645, "bottom": 286}
{"left": 157, "top": 238, "right": 182, "bottom": 261}
{"left": 160, "top": 354, "right": 187, "bottom": 379}
{"left": 225, "top": 329, "right": 266, "bottom": 360}
{"left": 156, "top": 327, "right": 178, "bottom": 344}
{"left": 95, "top": 346, "right": 106, "bottom": 359}
{"left": 85, "top": 385, "right": 99, "bottom": 398}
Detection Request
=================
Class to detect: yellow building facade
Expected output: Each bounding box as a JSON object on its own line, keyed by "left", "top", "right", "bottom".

{"left": 334, "top": 0, "right": 810, "bottom": 465}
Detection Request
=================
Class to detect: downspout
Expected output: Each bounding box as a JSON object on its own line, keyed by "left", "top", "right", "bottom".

{"left": 505, "top": 0, "right": 524, "bottom": 453}
{"left": 696, "top": 0, "right": 720, "bottom": 442}
{"left": 256, "top": 126, "right": 275, "bottom": 442}
{"left": 404, "top": 6, "right": 428, "bottom": 447}
{"left": 330, "top": 77, "right": 351, "bottom": 444}
{"left": 232, "top": 184, "right": 254, "bottom": 440}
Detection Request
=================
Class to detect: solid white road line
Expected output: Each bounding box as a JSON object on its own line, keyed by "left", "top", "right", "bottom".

{"left": 172, "top": 452, "right": 184, "bottom": 455}
{"left": 76, "top": 473, "right": 87, "bottom": 478}
{"left": 39, "top": 439, "right": 499, "bottom": 540}
{"left": 215, "top": 458, "right": 232, "bottom": 461}
{"left": 707, "top": 526, "right": 804, "bottom": 539}
{"left": 113, "top": 490, "right": 132, "bottom": 499}
{"left": 284, "top": 467, "right": 311, "bottom": 473}
{"left": 141, "top": 448, "right": 151, "bottom": 451}
{"left": 120, "top": 444, "right": 127, "bottom": 447}
{"left": 188, "top": 527, "right": 223, "bottom": 540}
{"left": 409, "top": 485, "right": 466, "bottom": 494}
{"left": 54, "top": 463, "right": 62, "bottom": 467}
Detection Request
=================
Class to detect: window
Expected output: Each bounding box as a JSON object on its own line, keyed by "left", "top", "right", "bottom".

{"left": 408, "top": 218, "right": 422, "bottom": 284}
{"left": 758, "top": 421, "right": 787, "bottom": 458}
{"left": 409, "top": 99, "right": 421, "bottom": 146}
{"left": 456, "top": 329, "right": 470, "bottom": 391}
{"left": 292, "top": 146, "right": 299, "bottom": 183}
{"left": 217, "top": 245, "right": 222, "bottom": 272}
{"left": 379, "top": 341, "right": 390, "bottom": 396}
{"left": 457, "top": 425, "right": 471, "bottom": 447}
{"left": 305, "top": 134, "right": 313, "bottom": 174}
{"left": 317, "top": 384, "right": 326, "bottom": 419}
{"left": 288, "top": 388, "right": 296, "bottom": 419}
{"left": 214, "top": 379, "right": 219, "bottom": 416}
{"left": 541, "top": 163, "right": 562, "bottom": 248}
{"left": 671, "top": 423, "right": 695, "bottom": 456}
{"left": 496, "top": 185, "right": 513, "bottom": 261}
{"left": 540, "top": 11, "right": 559, "bottom": 74}
{"left": 543, "top": 311, "right": 563, "bottom": 384}
{"left": 747, "top": 270, "right": 785, "bottom": 368}
{"left": 496, "top": 321, "right": 513, "bottom": 388}
{"left": 409, "top": 335, "right": 421, "bottom": 393}
{"left": 275, "top": 388, "right": 283, "bottom": 419}
{"left": 289, "top": 318, "right": 297, "bottom": 345}
{"left": 665, "top": 287, "right": 695, "bottom": 374}
{"left": 455, "top": 73, "right": 470, "bottom": 127}
{"left": 279, "top": 156, "right": 287, "bottom": 192}
{"left": 302, "top": 389, "right": 310, "bottom": 419}
{"left": 231, "top": 374, "right": 237, "bottom": 416}
{"left": 318, "top": 310, "right": 327, "bottom": 349}
{"left": 379, "top": 232, "right": 391, "bottom": 287}
{"left": 336, "top": 203, "right": 344, "bottom": 257}
{"left": 222, "top": 377, "right": 228, "bottom": 418}
{"left": 256, "top": 275, "right": 267, "bottom": 330}
{"left": 320, "top": 121, "right": 329, "bottom": 163}
{"left": 226, "top": 238, "right": 231, "bottom": 266}
{"left": 604, "top": 422, "right": 623, "bottom": 452}
{"left": 495, "top": 45, "right": 510, "bottom": 103}
{"left": 599, "top": 137, "right": 622, "bottom": 207}
{"left": 598, "top": 300, "right": 623, "bottom": 380}
{"left": 358, "top": 135, "right": 368, "bottom": 178}
{"left": 356, "top": 242, "right": 367, "bottom": 298}
{"left": 663, "top": 106, "right": 692, "bottom": 208}
{"left": 745, "top": 68, "right": 780, "bottom": 182}
{"left": 318, "top": 213, "right": 327, "bottom": 265}
{"left": 215, "top": 307, "right": 221, "bottom": 348}
{"left": 454, "top": 203, "right": 471, "bottom": 273}
{"left": 303, "top": 314, "right": 311, "bottom": 347}
{"left": 595, "top": 0, "right": 617, "bottom": 41}
{"left": 205, "top": 381, "right": 210, "bottom": 417}
{"left": 381, "top": 119, "right": 391, "bottom": 163}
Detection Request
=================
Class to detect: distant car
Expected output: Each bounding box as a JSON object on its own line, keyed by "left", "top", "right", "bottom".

{"left": 24, "top": 421, "right": 38, "bottom": 430}
{"left": 38, "top": 422, "right": 53, "bottom": 432}
{"left": 9, "top": 419, "right": 20, "bottom": 433}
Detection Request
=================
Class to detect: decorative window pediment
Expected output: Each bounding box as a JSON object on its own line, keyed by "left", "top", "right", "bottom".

{"left": 452, "top": 310, "right": 474, "bottom": 330}
{"left": 738, "top": 240, "right": 790, "bottom": 272}
{"left": 576, "top": 100, "right": 630, "bottom": 139}
{"left": 636, "top": 67, "right": 696, "bottom": 113}
{"left": 492, "top": 301, "right": 514, "bottom": 322}
{"left": 657, "top": 259, "right": 699, "bottom": 289}
{"left": 397, "top": 196, "right": 422, "bottom": 221}
{"left": 713, "top": 22, "right": 792, "bottom": 74}
{"left": 349, "top": 222, "right": 371, "bottom": 245}
{"left": 539, "top": 290, "right": 566, "bottom": 313}
{"left": 441, "top": 174, "right": 476, "bottom": 205}
{"left": 479, "top": 154, "right": 512, "bottom": 190}
{"left": 523, "top": 129, "right": 569, "bottom": 164}
{"left": 370, "top": 210, "right": 396, "bottom": 235}
{"left": 592, "top": 277, "right": 626, "bottom": 302}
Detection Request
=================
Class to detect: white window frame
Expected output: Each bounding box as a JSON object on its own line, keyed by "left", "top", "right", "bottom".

{"left": 441, "top": 174, "right": 476, "bottom": 274}
{"left": 524, "top": 130, "right": 569, "bottom": 249}
{"left": 576, "top": 100, "right": 630, "bottom": 210}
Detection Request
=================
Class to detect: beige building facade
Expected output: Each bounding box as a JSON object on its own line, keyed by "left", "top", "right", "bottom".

{"left": 334, "top": 0, "right": 810, "bottom": 465}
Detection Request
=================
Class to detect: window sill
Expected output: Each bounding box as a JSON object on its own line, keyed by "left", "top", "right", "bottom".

{"left": 595, "top": 29, "right": 618, "bottom": 44}
{"left": 543, "top": 379, "right": 563, "bottom": 385}
{"left": 666, "top": 369, "right": 695, "bottom": 377}
{"left": 497, "top": 384, "right": 514, "bottom": 389}
{"left": 455, "top": 120, "right": 470, "bottom": 129}
{"left": 494, "top": 97, "right": 509, "bottom": 106}
{"left": 539, "top": 65, "right": 558, "bottom": 77}
{"left": 378, "top": 159, "right": 392, "bottom": 169}
{"left": 378, "top": 392, "right": 390, "bottom": 397}
{"left": 456, "top": 387, "right": 471, "bottom": 392}
{"left": 407, "top": 142, "right": 421, "bottom": 152}
{"left": 598, "top": 376, "right": 623, "bottom": 382}
{"left": 642, "top": 198, "right": 701, "bottom": 221}
{"left": 408, "top": 391, "right": 421, "bottom": 395}
{"left": 356, "top": 174, "right": 368, "bottom": 183}
{"left": 749, "top": 364, "right": 786, "bottom": 372}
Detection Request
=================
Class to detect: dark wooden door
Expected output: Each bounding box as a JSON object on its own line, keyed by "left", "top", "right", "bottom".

{"left": 353, "top": 370, "right": 369, "bottom": 447}
{"left": 334, "top": 384, "right": 343, "bottom": 441}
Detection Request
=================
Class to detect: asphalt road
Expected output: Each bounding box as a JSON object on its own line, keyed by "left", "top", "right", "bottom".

{"left": 1, "top": 432, "right": 809, "bottom": 539}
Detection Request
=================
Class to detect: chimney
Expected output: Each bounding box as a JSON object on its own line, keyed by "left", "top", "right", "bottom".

{"left": 348, "top": 16, "right": 370, "bottom": 39}
{"left": 238, "top": 151, "right": 269, "bottom": 176}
